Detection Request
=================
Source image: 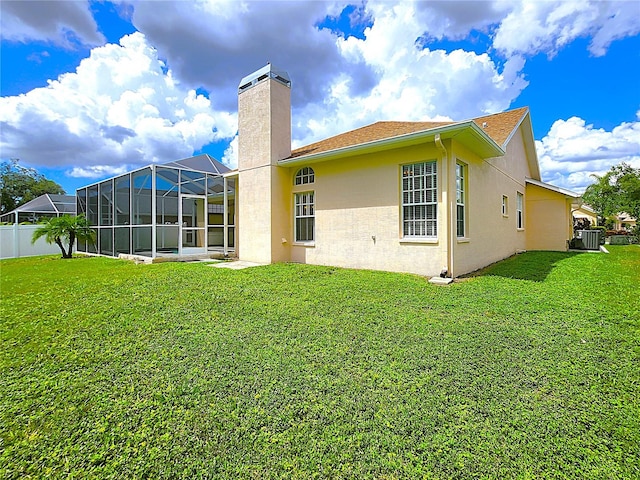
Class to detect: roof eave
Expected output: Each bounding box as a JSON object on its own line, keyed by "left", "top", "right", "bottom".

{"left": 526, "top": 177, "right": 581, "bottom": 198}
{"left": 279, "top": 122, "right": 504, "bottom": 167}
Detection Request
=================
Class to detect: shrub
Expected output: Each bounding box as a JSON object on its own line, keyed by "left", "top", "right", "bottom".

{"left": 610, "top": 235, "right": 630, "bottom": 245}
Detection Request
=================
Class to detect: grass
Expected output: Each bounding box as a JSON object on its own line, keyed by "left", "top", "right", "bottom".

{"left": 1, "top": 247, "right": 639, "bottom": 479}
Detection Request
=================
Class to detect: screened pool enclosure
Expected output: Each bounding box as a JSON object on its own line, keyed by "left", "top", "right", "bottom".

{"left": 0, "top": 194, "right": 76, "bottom": 224}
{"left": 76, "top": 155, "right": 236, "bottom": 259}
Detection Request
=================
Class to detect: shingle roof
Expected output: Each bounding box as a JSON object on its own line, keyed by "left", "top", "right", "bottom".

{"left": 471, "top": 107, "right": 529, "bottom": 147}
{"left": 289, "top": 107, "right": 529, "bottom": 159}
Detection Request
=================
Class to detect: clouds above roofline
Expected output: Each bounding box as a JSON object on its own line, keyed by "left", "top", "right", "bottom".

{"left": 536, "top": 117, "right": 640, "bottom": 192}
{"left": 1, "top": 0, "right": 638, "bottom": 188}
{"left": 0, "top": 33, "right": 237, "bottom": 175}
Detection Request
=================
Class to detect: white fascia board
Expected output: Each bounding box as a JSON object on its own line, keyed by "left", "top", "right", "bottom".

{"left": 279, "top": 122, "right": 504, "bottom": 167}
{"left": 525, "top": 177, "right": 581, "bottom": 198}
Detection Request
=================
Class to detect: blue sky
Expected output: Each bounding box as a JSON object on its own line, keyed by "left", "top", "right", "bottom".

{"left": 1, "top": 0, "right": 639, "bottom": 194}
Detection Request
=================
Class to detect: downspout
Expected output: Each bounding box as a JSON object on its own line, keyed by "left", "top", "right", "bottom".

{"left": 435, "top": 134, "right": 453, "bottom": 278}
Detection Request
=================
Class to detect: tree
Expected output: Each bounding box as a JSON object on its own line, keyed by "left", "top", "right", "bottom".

{"left": 32, "top": 215, "right": 95, "bottom": 259}
{"left": 582, "top": 163, "right": 640, "bottom": 225}
{"left": 0, "top": 159, "right": 65, "bottom": 215}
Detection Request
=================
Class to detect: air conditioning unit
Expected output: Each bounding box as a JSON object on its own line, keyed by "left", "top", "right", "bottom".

{"left": 576, "top": 230, "right": 600, "bottom": 250}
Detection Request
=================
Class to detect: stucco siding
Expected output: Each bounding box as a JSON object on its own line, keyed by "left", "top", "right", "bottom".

{"left": 237, "top": 75, "right": 292, "bottom": 263}
{"left": 289, "top": 144, "right": 447, "bottom": 276}
{"left": 525, "top": 183, "right": 572, "bottom": 251}
{"left": 237, "top": 166, "right": 275, "bottom": 263}
{"left": 450, "top": 129, "right": 530, "bottom": 276}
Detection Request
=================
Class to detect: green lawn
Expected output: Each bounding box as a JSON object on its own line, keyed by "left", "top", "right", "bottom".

{"left": 1, "top": 247, "right": 639, "bottom": 479}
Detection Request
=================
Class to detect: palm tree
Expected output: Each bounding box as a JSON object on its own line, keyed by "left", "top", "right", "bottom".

{"left": 32, "top": 214, "right": 95, "bottom": 259}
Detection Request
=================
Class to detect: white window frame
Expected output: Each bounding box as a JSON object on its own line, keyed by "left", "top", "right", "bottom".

{"left": 294, "top": 167, "right": 314, "bottom": 186}
{"left": 455, "top": 162, "right": 466, "bottom": 238}
{"left": 516, "top": 192, "right": 524, "bottom": 229}
{"left": 502, "top": 195, "right": 508, "bottom": 217}
{"left": 401, "top": 161, "right": 437, "bottom": 238}
{"left": 294, "top": 191, "right": 315, "bottom": 243}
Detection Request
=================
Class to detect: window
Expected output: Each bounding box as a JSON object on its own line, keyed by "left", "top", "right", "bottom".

{"left": 516, "top": 192, "right": 524, "bottom": 229}
{"left": 294, "top": 167, "right": 314, "bottom": 185}
{"left": 295, "top": 192, "right": 315, "bottom": 242}
{"left": 502, "top": 195, "right": 508, "bottom": 216}
{"left": 455, "top": 162, "right": 466, "bottom": 237}
{"left": 402, "top": 161, "right": 437, "bottom": 237}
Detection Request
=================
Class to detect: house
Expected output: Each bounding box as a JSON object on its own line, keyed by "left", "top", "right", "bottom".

{"left": 572, "top": 204, "right": 597, "bottom": 230}
{"left": 0, "top": 193, "right": 76, "bottom": 224}
{"left": 0, "top": 193, "right": 77, "bottom": 259}
{"left": 76, "top": 64, "right": 581, "bottom": 278}
{"left": 613, "top": 213, "right": 637, "bottom": 232}
{"left": 235, "top": 64, "right": 580, "bottom": 277}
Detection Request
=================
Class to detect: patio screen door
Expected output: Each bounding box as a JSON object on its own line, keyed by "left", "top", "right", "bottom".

{"left": 181, "top": 196, "right": 206, "bottom": 254}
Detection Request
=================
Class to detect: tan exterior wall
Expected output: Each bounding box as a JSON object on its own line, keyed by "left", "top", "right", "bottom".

{"left": 270, "top": 166, "right": 292, "bottom": 263}
{"left": 525, "top": 184, "right": 572, "bottom": 251}
{"left": 236, "top": 81, "right": 566, "bottom": 275}
{"left": 237, "top": 77, "right": 291, "bottom": 263}
{"left": 289, "top": 143, "right": 448, "bottom": 277}
{"left": 450, "top": 127, "right": 530, "bottom": 276}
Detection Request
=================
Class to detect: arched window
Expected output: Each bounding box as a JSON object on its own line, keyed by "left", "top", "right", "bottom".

{"left": 294, "top": 167, "right": 314, "bottom": 185}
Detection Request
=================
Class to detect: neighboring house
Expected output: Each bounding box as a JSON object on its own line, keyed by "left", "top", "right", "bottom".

{"left": 613, "top": 213, "right": 637, "bottom": 232}
{"left": 0, "top": 194, "right": 76, "bottom": 224}
{"left": 76, "top": 64, "right": 581, "bottom": 278}
{"left": 0, "top": 194, "right": 77, "bottom": 259}
{"left": 573, "top": 204, "right": 597, "bottom": 229}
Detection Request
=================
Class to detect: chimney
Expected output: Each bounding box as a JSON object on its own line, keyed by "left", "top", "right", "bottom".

{"left": 236, "top": 64, "right": 292, "bottom": 264}
{"left": 238, "top": 64, "right": 292, "bottom": 170}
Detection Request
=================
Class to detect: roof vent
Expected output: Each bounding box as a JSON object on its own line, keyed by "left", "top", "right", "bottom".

{"left": 238, "top": 64, "right": 291, "bottom": 93}
{"left": 482, "top": 122, "right": 488, "bottom": 128}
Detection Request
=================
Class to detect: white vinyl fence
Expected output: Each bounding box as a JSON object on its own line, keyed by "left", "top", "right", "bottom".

{"left": 0, "top": 224, "right": 70, "bottom": 259}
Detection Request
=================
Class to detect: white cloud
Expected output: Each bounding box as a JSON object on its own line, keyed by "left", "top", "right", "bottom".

{"left": 221, "top": 135, "right": 239, "bottom": 170}
{"left": 2, "top": 0, "right": 638, "bottom": 187}
{"left": 293, "top": 2, "right": 528, "bottom": 147}
{"left": 67, "top": 165, "right": 130, "bottom": 179}
{"left": 0, "top": 0, "right": 105, "bottom": 47}
{"left": 493, "top": 0, "right": 640, "bottom": 57}
{"left": 536, "top": 117, "right": 640, "bottom": 192}
{"left": 0, "top": 32, "right": 236, "bottom": 174}
{"left": 126, "top": 0, "right": 362, "bottom": 111}
{"left": 411, "top": 0, "right": 509, "bottom": 40}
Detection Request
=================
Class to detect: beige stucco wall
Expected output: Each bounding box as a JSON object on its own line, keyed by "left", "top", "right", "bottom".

{"left": 285, "top": 125, "right": 539, "bottom": 277}
{"left": 289, "top": 143, "right": 448, "bottom": 277}
{"left": 525, "top": 183, "right": 572, "bottom": 251}
{"left": 450, "top": 127, "right": 530, "bottom": 276}
{"left": 236, "top": 86, "right": 564, "bottom": 275}
{"left": 237, "top": 77, "right": 291, "bottom": 263}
